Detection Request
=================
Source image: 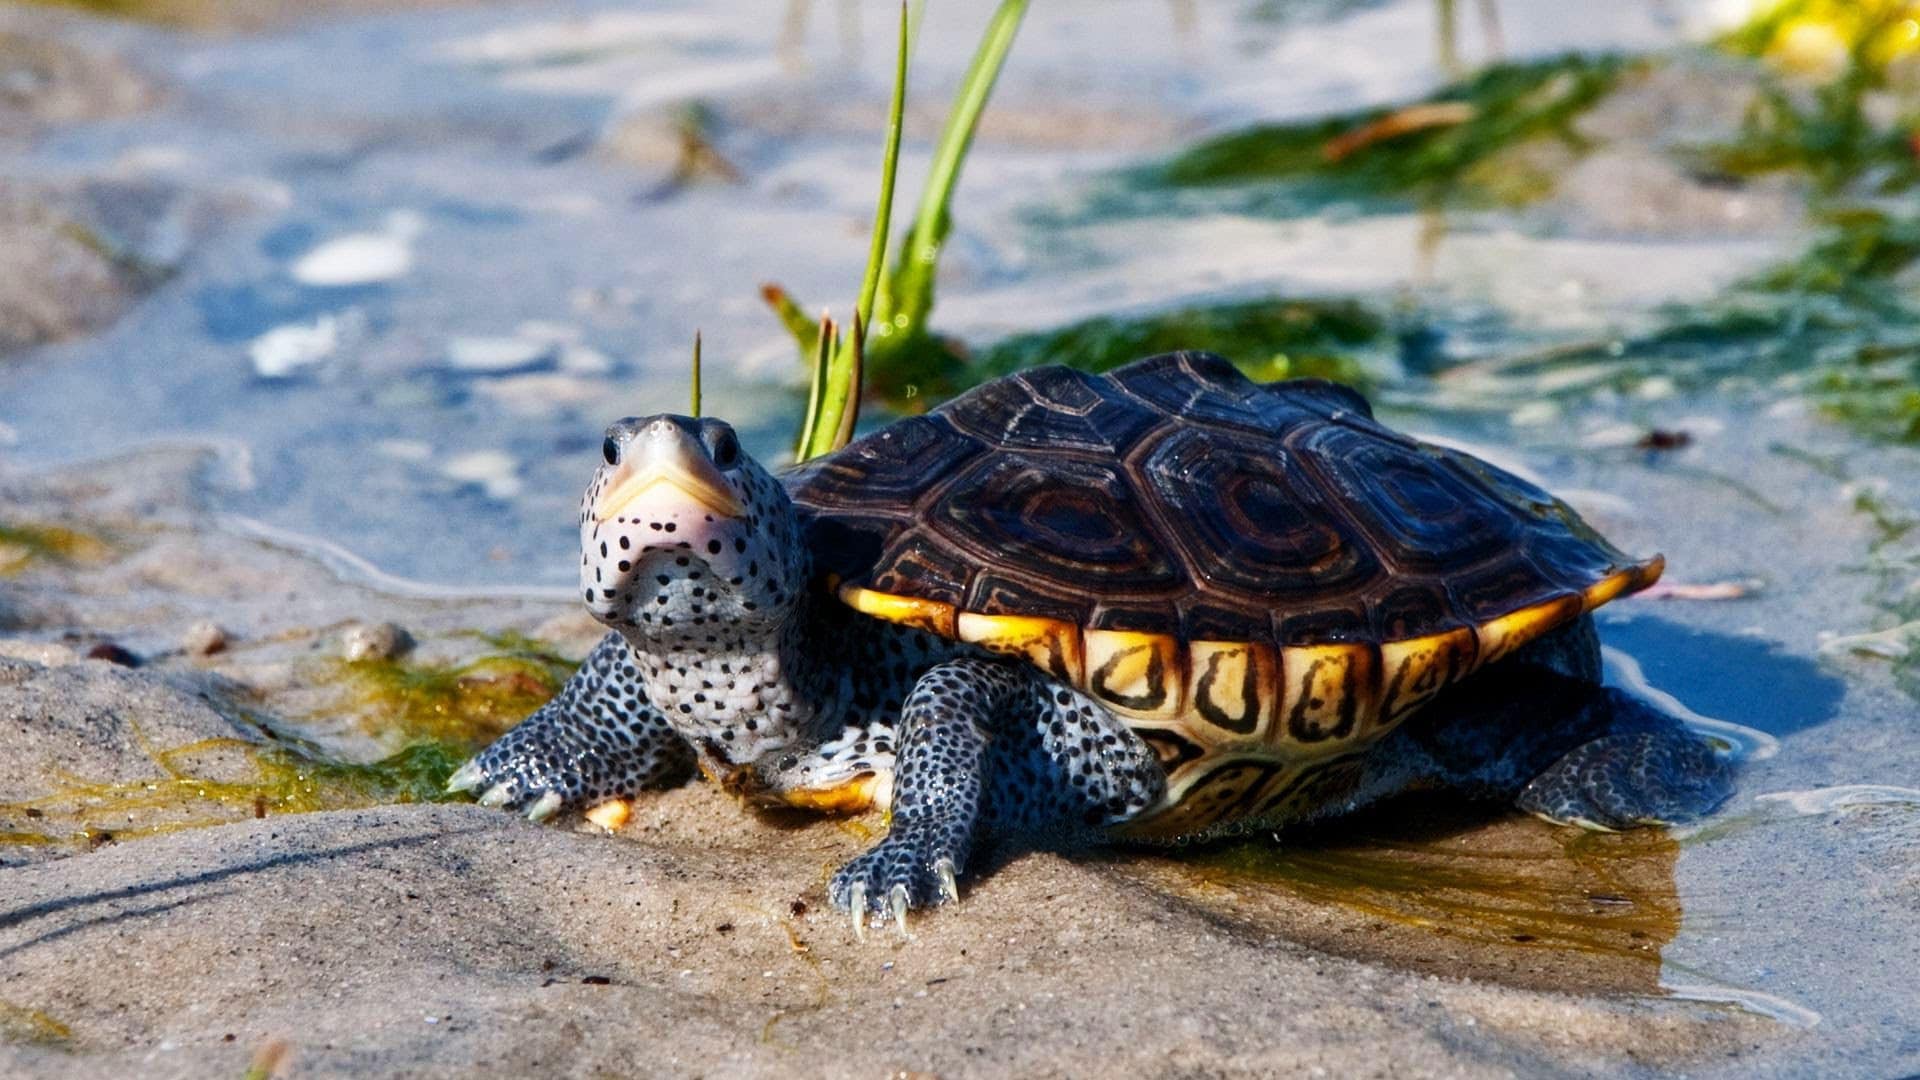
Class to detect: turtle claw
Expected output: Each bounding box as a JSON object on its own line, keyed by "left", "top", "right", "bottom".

{"left": 526, "top": 790, "right": 564, "bottom": 822}
{"left": 446, "top": 759, "right": 484, "bottom": 794}
{"left": 934, "top": 858, "right": 960, "bottom": 906}
{"left": 477, "top": 783, "right": 514, "bottom": 808}
{"left": 888, "top": 884, "right": 911, "bottom": 939}
{"left": 828, "top": 823, "right": 965, "bottom": 937}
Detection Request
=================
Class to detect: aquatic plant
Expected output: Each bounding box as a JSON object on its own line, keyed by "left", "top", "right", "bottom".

{"left": 333, "top": 640, "right": 576, "bottom": 749}
{"left": 0, "top": 719, "right": 476, "bottom": 853}
{"left": 969, "top": 296, "right": 1385, "bottom": 389}
{"left": 773, "top": 0, "right": 1030, "bottom": 457}
{"left": 0, "top": 522, "right": 112, "bottom": 576}
{"left": 1709, "top": 0, "right": 1920, "bottom": 192}
{"left": 1145, "top": 54, "right": 1630, "bottom": 207}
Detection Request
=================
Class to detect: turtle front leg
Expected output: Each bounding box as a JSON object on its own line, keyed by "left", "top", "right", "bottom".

{"left": 828, "top": 657, "right": 1164, "bottom": 935}
{"left": 448, "top": 632, "right": 694, "bottom": 819}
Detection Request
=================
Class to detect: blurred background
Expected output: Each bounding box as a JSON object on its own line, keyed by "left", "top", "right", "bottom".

{"left": 5, "top": 0, "right": 1915, "bottom": 591}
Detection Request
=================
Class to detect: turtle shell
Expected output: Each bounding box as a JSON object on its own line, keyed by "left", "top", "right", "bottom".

{"left": 786, "top": 351, "right": 1661, "bottom": 836}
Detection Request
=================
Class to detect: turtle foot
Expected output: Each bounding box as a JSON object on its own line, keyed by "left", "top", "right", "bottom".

{"left": 829, "top": 826, "right": 963, "bottom": 938}
{"left": 449, "top": 722, "right": 589, "bottom": 819}
{"left": 1518, "top": 730, "right": 1734, "bottom": 830}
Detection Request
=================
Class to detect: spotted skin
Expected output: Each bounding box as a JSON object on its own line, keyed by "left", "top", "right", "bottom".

{"left": 828, "top": 657, "right": 1164, "bottom": 916}
{"left": 454, "top": 367, "right": 1736, "bottom": 931}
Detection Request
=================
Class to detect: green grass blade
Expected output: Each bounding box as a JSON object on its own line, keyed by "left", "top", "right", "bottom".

{"left": 797, "top": 2, "right": 911, "bottom": 461}
{"left": 833, "top": 314, "right": 866, "bottom": 450}
{"left": 797, "top": 313, "right": 833, "bottom": 459}
{"left": 881, "top": 0, "right": 1029, "bottom": 332}
{"left": 856, "top": 2, "right": 910, "bottom": 330}
{"left": 689, "top": 330, "right": 702, "bottom": 417}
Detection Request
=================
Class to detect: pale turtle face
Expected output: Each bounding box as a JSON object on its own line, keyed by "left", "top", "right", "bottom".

{"left": 581, "top": 415, "right": 807, "bottom": 650}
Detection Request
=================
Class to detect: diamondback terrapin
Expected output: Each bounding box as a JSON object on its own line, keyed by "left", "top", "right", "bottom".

{"left": 450, "top": 351, "right": 1732, "bottom": 932}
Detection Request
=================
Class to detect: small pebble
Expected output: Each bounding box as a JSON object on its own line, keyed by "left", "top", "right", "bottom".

{"left": 183, "top": 620, "right": 229, "bottom": 657}
{"left": 86, "top": 641, "right": 141, "bottom": 667}
{"left": 341, "top": 621, "right": 413, "bottom": 662}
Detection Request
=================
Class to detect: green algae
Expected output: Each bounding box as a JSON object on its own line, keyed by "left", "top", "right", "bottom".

{"left": 1465, "top": 200, "right": 1920, "bottom": 443}
{"left": 332, "top": 646, "right": 574, "bottom": 750}
{"left": 1812, "top": 345, "right": 1920, "bottom": 443}
{"left": 1752, "top": 207, "right": 1920, "bottom": 306}
{"left": 0, "top": 636, "right": 577, "bottom": 850}
{"left": 969, "top": 296, "right": 1385, "bottom": 390}
{"left": 0, "top": 733, "right": 470, "bottom": 853}
{"left": 0, "top": 522, "right": 112, "bottom": 576}
{"left": 1145, "top": 55, "right": 1630, "bottom": 207}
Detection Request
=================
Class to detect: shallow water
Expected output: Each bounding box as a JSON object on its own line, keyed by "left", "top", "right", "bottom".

{"left": 2, "top": 1, "right": 1918, "bottom": 1076}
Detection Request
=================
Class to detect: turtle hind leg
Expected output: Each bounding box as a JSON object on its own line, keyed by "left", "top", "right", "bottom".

{"left": 449, "top": 632, "right": 695, "bottom": 818}
{"left": 1360, "top": 616, "right": 1735, "bottom": 830}
{"left": 1517, "top": 690, "right": 1734, "bottom": 830}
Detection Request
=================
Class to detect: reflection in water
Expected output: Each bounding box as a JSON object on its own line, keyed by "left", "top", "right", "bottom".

{"left": 1123, "top": 619, "right": 1850, "bottom": 1000}
{"left": 1131, "top": 799, "right": 1681, "bottom": 996}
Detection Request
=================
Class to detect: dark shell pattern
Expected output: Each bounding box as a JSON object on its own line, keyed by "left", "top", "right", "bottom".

{"left": 785, "top": 352, "right": 1661, "bottom": 836}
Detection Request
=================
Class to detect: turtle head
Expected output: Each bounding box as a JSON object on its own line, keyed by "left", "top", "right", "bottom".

{"left": 581, "top": 415, "right": 806, "bottom": 647}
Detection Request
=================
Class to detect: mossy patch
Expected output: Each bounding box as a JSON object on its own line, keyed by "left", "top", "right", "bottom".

{"left": 0, "top": 734, "right": 471, "bottom": 854}
{"left": 969, "top": 296, "right": 1386, "bottom": 390}
{"left": 1143, "top": 55, "right": 1631, "bottom": 207}
{"left": 330, "top": 639, "right": 575, "bottom": 750}
{"left": 0, "top": 522, "right": 113, "bottom": 577}
{"left": 0, "top": 638, "right": 579, "bottom": 851}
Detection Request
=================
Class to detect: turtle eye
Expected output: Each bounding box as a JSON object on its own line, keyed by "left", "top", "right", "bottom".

{"left": 602, "top": 436, "right": 620, "bottom": 466}
{"left": 705, "top": 426, "right": 740, "bottom": 469}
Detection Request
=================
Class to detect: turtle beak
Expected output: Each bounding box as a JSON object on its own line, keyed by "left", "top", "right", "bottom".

{"left": 592, "top": 420, "right": 745, "bottom": 524}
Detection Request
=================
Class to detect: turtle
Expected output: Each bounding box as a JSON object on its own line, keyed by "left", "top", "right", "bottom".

{"left": 449, "top": 350, "right": 1733, "bottom": 933}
